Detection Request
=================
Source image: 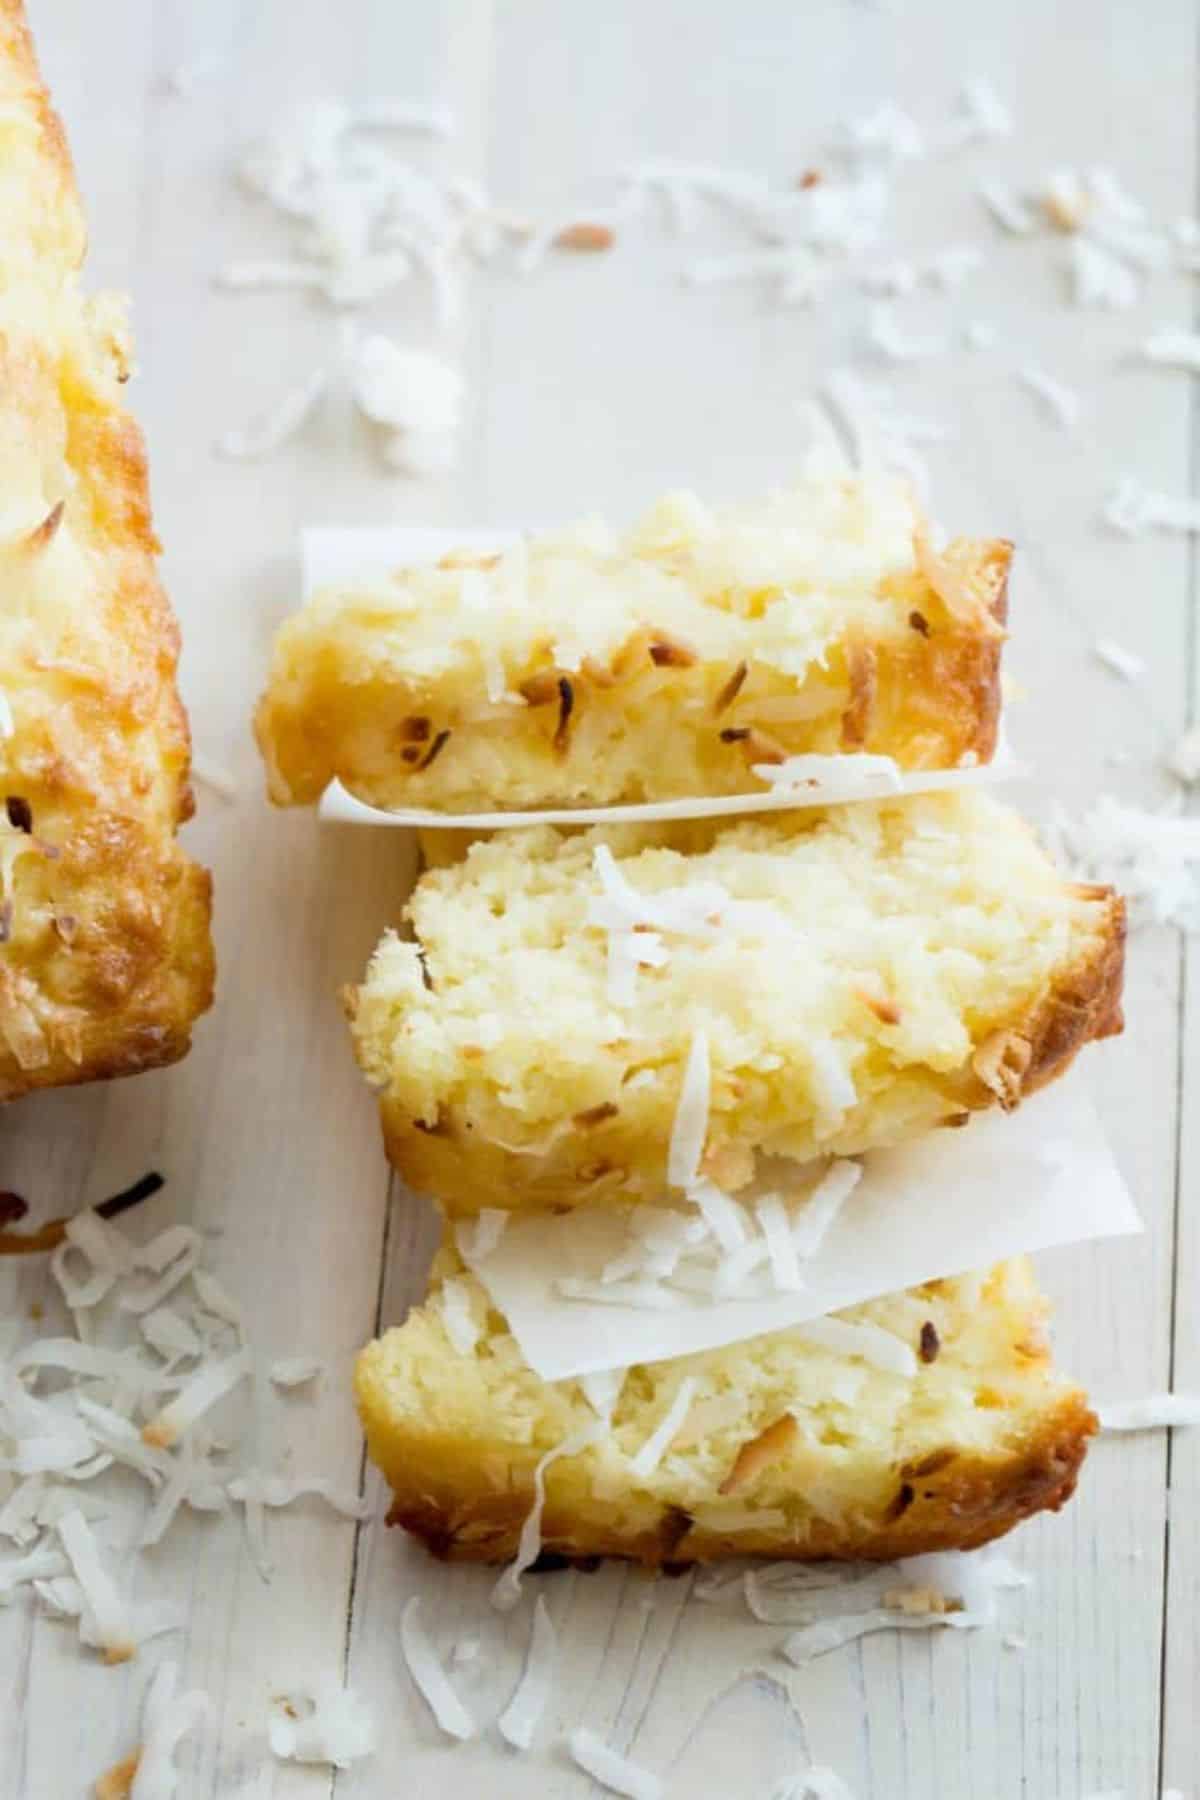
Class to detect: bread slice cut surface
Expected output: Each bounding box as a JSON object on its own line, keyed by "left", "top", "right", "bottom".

{"left": 356, "top": 1250, "right": 1095, "bottom": 1566}
{"left": 256, "top": 473, "right": 1010, "bottom": 813}
{"left": 348, "top": 791, "right": 1124, "bottom": 1216}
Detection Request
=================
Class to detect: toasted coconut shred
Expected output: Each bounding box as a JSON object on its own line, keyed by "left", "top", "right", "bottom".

{"left": 269, "top": 1679, "right": 375, "bottom": 1766}
{"left": 128, "top": 1661, "right": 210, "bottom": 1798}
{"left": 95, "top": 1660, "right": 210, "bottom": 1800}
{"left": 56, "top": 1509, "right": 135, "bottom": 1663}
{"left": 780, "top": 1548, "right": 1027, "bottom": 1663}
{"left": 141, "top": 1349, "right": 251, "bottom": 1450}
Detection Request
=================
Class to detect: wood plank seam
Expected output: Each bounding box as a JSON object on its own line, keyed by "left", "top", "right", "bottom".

{"left": 1158, "top": 13, "right": 1200, "bottom": 1786}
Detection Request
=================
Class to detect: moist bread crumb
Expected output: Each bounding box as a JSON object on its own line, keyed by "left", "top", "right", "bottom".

{"left": 356, "top": 1251, "right": 1095, "bottom": 1565}
{"left": 347, "top": 792, "right": 1123, "bottom": 1216}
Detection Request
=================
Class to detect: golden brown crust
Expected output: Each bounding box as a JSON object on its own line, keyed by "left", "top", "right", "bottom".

{"left": 969, "top": 889, "right": 1125, "bottom": 1112}
{"left": 381, "top": 1390, "right": 1095, "bottom": 1567}
{"left": 862, "top": 537, "right": 1010, "bottom": 769}
{"left": 0, "top": 1, "right": 213, "bottom": 1097}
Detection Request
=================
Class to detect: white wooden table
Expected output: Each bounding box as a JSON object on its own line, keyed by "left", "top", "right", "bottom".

{"left": 3, "top": 2, "right": 1196, "bottom": 1794}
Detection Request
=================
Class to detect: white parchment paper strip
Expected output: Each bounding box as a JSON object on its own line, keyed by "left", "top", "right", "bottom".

{"left": 455, "top": 1080, "right": 1140, "bottom": 1382}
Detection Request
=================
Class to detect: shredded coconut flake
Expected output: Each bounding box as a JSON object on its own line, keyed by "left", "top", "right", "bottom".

{"left": 668, "top": 1033, "right": 711, "bottom": 1190}
{"left": 57, "top": 1509, "right": 134, "bottom": 1662}
{"left": 945, "top": 78, "right": 1012, "bottom": 146}
{"left": 767, "top": 1547, "right": 1024, "bottom": 1652}
{"left": 1092, "top": 638, "right": 1146, "bottom": 682}
{"left": 1103, "top": 478, "right": 1200, "bottom": 537}
{"left": 752, "top": 752, "right": 902, "bottom": 794}
{"left": 399, "top": 1597, "right": 476, "bottom": 1740}
{"left": 350, "top": 335, "right": 462, "bottom": 434}
{"left": 75, "top": 1397, "right": 171, "bottom": 1485}
{"left": 783, "top": 1608, "right": 955, "bottom": 1663}
{"left": 837, "top": 102, "right": 923, "bottom": 167}
{"left": 687, "top": 1176, "right": 748, "bottom": 1251}
{"left": 979, "top": 182, "right": 1036, "bottom": 235}
{"left": 865, "top": 303, "right": 945, "bottom": 363}
{"left": 1049, "top": 795, "right": 1200, "bottom": 928}
{"left": 51, "top": 1209, "right": 132, "bottom": 1309}
{"left": 566, "top": 1729, "right": 663, "bottom": 1800}
{"left": 1099, "top": 1393, "right": 1200, "bottom": 1431}
{"left": 1017, "top": 365, "right": 1079, "bottom": 430}
{"left": 820, "top": 369, "right": 948, "bottom": 498}
{"left": 226, "top": 1473, "right": 368, "bottom": 1518}
{"left": 491, "top": 1425, "right": 601, "bottom": 1611}
{"left": 792, "top": 1161, "right": 861, "bottom": 1259}
{"left": 1071, "top": 237, "right": 1139, "bottom": 309}
{"left": 215, "top": 368, "right": 327, "bottom": 460}
{"left": 190, "top": 1268, "right": 244, "bottom": 1335}
{"left": 629, "top": 1378, "right": 697, "bottom": 1478}
{"left": 140, "top": 1307, "right": 201, "bottom": 1364}
{"left": 0, "top": 1544, "right": 69, "bottom": 1599}
{"left": 141, "top": 1349, "right": 251, "bottom": 1450}
{"left": 438, "top": 1277, "right": 480, "bottom": 1354}
{"left": 756, "top": 1194, "right": 804, "bottom": 1292}
{"left": 120, "top": 1229, "right": 204, "bottom": 1316}
{"left": 353, "top": 97, "right": 455, "bottom": 136}
{"left": 743, "top": 1565, "right": 868, "bottom": 1623}
{"left": 129, "top": 1661, "right": 210, "bottom": 1799}
{"left": 383, "top": 424, "right": 458, "bottom": 480}
{"left": 268, "top": 1356, "right": 324, "bottom": 1390}
{"left": 579, "top": 1367, "right": 626, "bottom": 1421}
{"left": 498, "top": 1593, "right": 557, "bottom": 1750}
{"left": 268, "top": 1680, "right": 375, "bottom": 1766}
{"left": 796, "top": 1317, "right": 917, "bottom": 1376}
